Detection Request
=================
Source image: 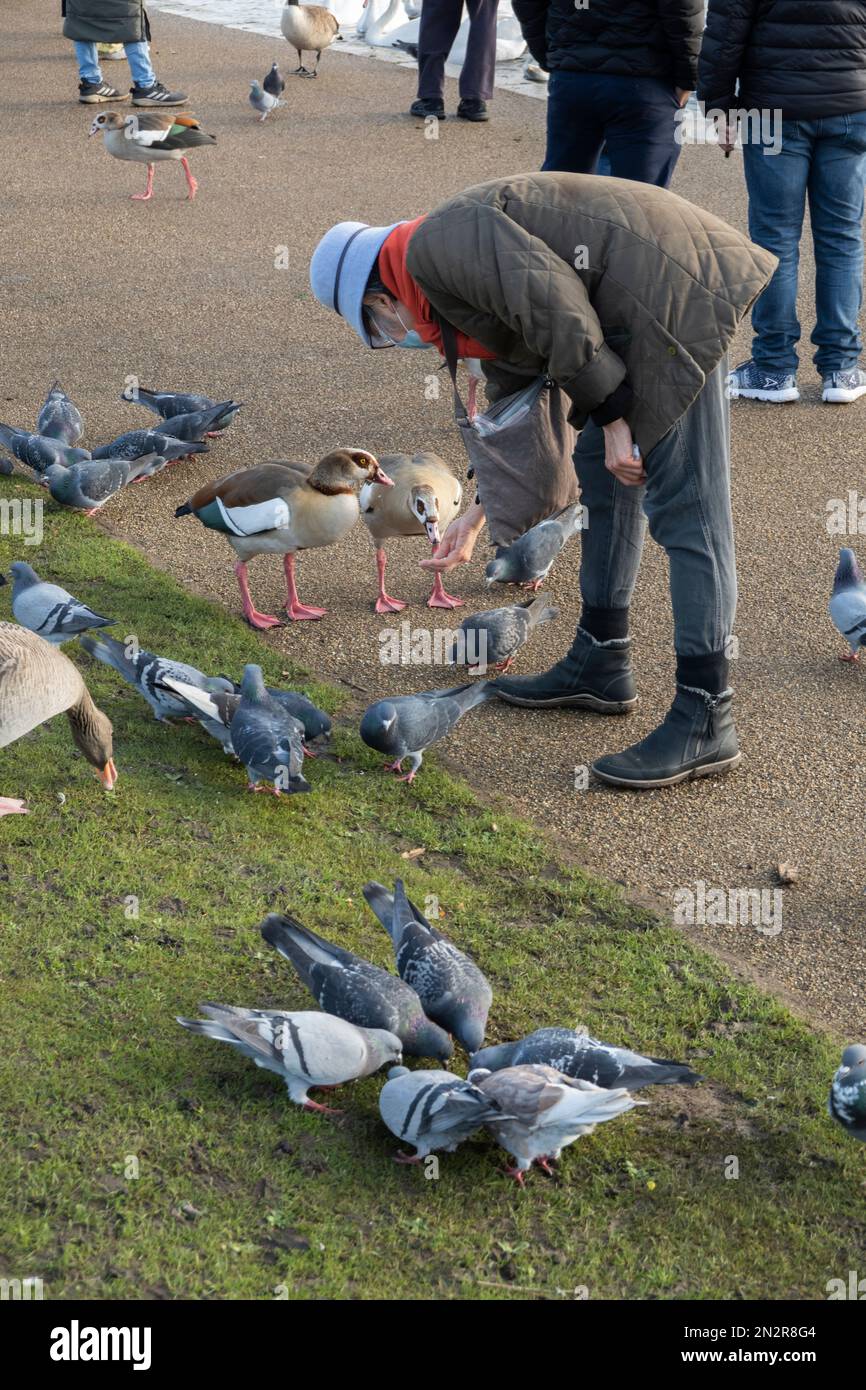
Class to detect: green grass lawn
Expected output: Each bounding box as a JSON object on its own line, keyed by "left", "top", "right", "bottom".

{"left": 0, "top": 476, "right": 861, "bottom": 1301}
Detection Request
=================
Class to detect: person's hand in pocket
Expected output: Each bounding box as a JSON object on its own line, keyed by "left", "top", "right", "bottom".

{"left": 603, "top": 418, "right": 646, "bottom": 486}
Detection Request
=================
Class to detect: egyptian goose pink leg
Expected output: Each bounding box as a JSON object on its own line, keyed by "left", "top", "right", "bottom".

{"left": 426, "top": 546, "right": 464, "bottom": 610}
{"left": 234, "top": 561, "right": 283, "bottom": 630}
{"left": 375, "top": 547, "right": 407, "bottom": 614}
{"left": 0, "top": 797, "right": 27, "bottom": 817}
{"left": 131, "top": 163, "right": 155, "bottom": 202}
{"left": 180, "top": 156, "right": 198, "bottom": 201}
{"left": 284, "top": 553, "right": 326, "bottom": 620}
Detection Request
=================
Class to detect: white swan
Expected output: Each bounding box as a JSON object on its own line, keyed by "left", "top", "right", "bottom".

{"left": 360, "top": 0, "right": 526, "bottom": 61}
{"left": 326, "top": 0, "right": 366, "bottom": 25}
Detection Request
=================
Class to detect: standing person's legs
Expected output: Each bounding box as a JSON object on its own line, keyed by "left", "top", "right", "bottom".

{"left": 124, "top": 41, "right": 157, "bottom": 91}
{"left": 459, "top": 0, "right": 498, "bottom": 103}
{"left": 417, "top": 0, "right": 466, "bottom": 104}
{"left": 74, "top": 41, "right": 102, "bottom": 84}
{"left": 593, "top": 360, "right": 741, "bottom": 787}
{"left": 542, "top": 71, "right": 607, "bottom": 173}
{"left": 742, "top": 121, "right": 813, "bottom": 374}
{"left": 808, "top": 112, "right": 866, "bottom": 376}
{"left": 601, "top": 77, "right": 683, "bottom": 187}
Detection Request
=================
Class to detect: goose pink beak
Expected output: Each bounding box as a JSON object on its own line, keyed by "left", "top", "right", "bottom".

{"left": 373, "top": 465, "right": 394, "bottom": 487}
{"left": 99, "top": 759, "right": 118, "bottom": 791}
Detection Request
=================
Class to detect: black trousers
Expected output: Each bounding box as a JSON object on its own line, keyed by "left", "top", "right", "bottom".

{"left": 417, "top": 0, "right": 498, "bottom": 103}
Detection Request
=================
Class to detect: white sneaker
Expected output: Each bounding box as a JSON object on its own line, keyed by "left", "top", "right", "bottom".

{"left": 727, "top": 360, "right": 800, "bottom": 403}
{"left": 822, "top": 368, "right": 866, "bottom": 403}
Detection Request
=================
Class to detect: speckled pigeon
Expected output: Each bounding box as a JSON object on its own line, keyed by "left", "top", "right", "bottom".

{"left": 470, "top": 1027, "right": 702, "bottom": 1091}
{"left": 122, "top": 385, "right": 217, "bottom": 419}
{"left": 43, "top": 454, "right": 165, "bottom": 511}
{"left": 360, "top": 680, "right": 494, "bottom": 782}
{"left": 177, "top": 1004, "right": 402, "bottom": 1111}
{"left": 6, "top": 562, "right": 114, "bottom": 645}
{"left": 91, "top": 429, "right": 208, "bottom": 463}
{"left": 830, "top": 547, "right": 866, "bottom": 661}
{"left": 79, "top": 632, "right": 234, "bottom": 722}
{"left": 485, "top": 501, "right": 584, "bottom": 589}
{"left": 260, "top": 912, "right": 453, "bottom": 1060}
{"left": 363, "top": 878, "right": 492, "bottom": 1052}
{"left": 829, "top": 1044, "right": 866, "bottom": 1141}
{"left": 447, "top": 593, "right": 558, "bottom": 672}
{"left": 36, "top": 381, "right": 84, "bottom": 445}
{"left": 0, "top": 424, "right": 91, "bottom": 475}
{"left": 379, "top": 1066, "right": 507, "bottom": 1162}
{"left": 469, "top": 1063, "right": 646, "bottom": 1182}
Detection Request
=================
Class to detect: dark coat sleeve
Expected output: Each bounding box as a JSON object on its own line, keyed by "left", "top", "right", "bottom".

{"left": 512, "top": 0, "right": 550, "bottom": 70}
{"left": 657, "top": 0, "right": 705, "bottom": 90}
{"left": 697, "top": 0, "right": 760, "bottom": 115}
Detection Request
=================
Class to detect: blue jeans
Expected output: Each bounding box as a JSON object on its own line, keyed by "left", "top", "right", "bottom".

{"left": 75, "top": 40, "right": 155, "bottom": 88}
{"left": 543, "top": 71, "right": 682, "bottom": 187}
{"left": 743, "top": 113, "right": 866, "bottom": 374}
{"left": 574, "top": 358, "right": 736, "bottom": 660}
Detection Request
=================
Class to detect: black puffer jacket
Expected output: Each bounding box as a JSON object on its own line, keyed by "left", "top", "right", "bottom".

{"left": 512, "top": 0, "right": 703, "bottom": 87}
{"left": 698, "top": 1, "right": 866, "bottom": 120}
{"left": 62, "top": 1, "right": 150, "bottom": 45}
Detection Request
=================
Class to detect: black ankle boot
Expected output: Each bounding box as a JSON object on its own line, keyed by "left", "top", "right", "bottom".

{"left": 491, "top": 626, "right": 637, "bottom": 713}
{"left": 592, "top": 684, "right": 741, "bottom": 788}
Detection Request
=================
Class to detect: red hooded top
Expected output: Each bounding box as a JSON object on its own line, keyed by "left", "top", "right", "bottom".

{"left": 376, "top": 218, "right": 497, "bottom": 361}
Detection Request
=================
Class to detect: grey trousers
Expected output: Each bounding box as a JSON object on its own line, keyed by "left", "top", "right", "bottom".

{"left": 574, "top": 357, "right": 736, "bottom": 660}
{"left": 417, "top": 0, "right": 498, "bottom": 103}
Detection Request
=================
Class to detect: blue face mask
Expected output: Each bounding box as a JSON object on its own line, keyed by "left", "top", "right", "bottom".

{"left": 396, "top": 330, "right": 433, "bottom": 350}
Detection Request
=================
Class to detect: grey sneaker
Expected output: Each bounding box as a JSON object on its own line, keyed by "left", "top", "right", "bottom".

{"left": 727, "top": 359, "right": 799, "bottom": 403}
{"left": 130, "top": 82, "right": 189, "bottom": 107}
{"left": 822, "top": 368, "right": 866, "bottom": 403}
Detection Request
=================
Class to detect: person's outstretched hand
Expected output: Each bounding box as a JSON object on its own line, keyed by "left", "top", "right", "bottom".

{"left": 419, "top": 501, "right": 486, "bottom": 572}
{"left": 603, "top": 418, "right": 646, "bottom": 486}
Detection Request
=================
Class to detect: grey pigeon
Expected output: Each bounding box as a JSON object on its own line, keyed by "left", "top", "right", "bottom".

{"left": 448, "top": 593, "right": 558, "bottom": 672}
{"left": 360, "top": 680, "right": 494, "bottom": 782}
{"left": 830, "top": 547, "right": 866, "bottom": 661}
{"left": 0, "top": 424, "right": 91, "bottom": 475}
{"left": 161, "top": 681, "right": 307, "bottom": 760}
{"left": 218, "top": 675, "right": 331, "bottom": 746}
{"left": 36, "top": 381, "right": 84, "bottom": 445}
{"left": 91, "top": 429, "right": 208, "bottom": 463}
{"left": 6, "top": 562, "right": 114, "bottom": 645}
{"left": 228, "top": 665, "right": 309, "bottom": 792}
{"left": 263, "top": 61, "right": 286, "bottom": 97}
{"left": 470, "top": 1027, "right": 702, "bottom": 1091}
{"left": 79, "top": 632, "right": 234, "bottom": 722}
{"left": 122, "top": 385, "right": 217, "bottom": 419}
{"left": 485, "top": 501, "right": 584, "bottom": 589}
{"left": 260, "top": 912, "right": 453, "bottom": 1060}
{"left": 177, "top": 1004, "right": 401, "bottom": 1111}
{"left": 363, "top": 879, "right": 492, "bottom": 1052}
{"left": 159, "top": 401, "right": 242, "bottom": 441}
{"left": 469, "top": 1063, "right": 646, "bottom": 1181}
{"left": 249, "top": 79, "right": 285, "bottom": 120}
{"left": 43, "top": 454, "right": 165, "bottom": 511}
{"left": 379, "top": 1066, "right": 506, "bottom": 1162}
{"left": 828, "top": 1044, "right": 866, "bottom": 1142}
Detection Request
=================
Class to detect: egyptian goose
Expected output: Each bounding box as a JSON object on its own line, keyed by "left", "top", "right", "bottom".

{"left": 280, "top": 1, "right": 340, "bottom": 78}
{"left": 360, "top": 452, "right": 463, "bottom": 613}
{"left": 176, "top": 449, "right": 394, "bottom": 628}
{"left": 89, "top": 111, "right": 216, "bottom": 202}
{"left": 0, "top": 623, "right": 117, "bottom": 813}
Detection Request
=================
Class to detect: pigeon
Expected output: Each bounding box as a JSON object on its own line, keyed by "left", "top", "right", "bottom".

{"left": 90, "top": 429, "right": 208, "bottom": 463}
{"left": 363, "top": 879, "right": 492, "bottom": 1052}
{"left": 469, "top": 1027, "right": 702, "bottom": 1091}
{"left": 161, "top": 677, "right": 309, "bottom": 766}
{"left": 829, "top": 547, "right": 866, "bottom": 662}
{"left": 447, "top": 593, "right": 558, "bottom": 673}
{"left": 36, "top": 381, "right": 84, "bottom": 445}
{"left": 359, "top": 680, "right": 494, "bottom": 782}
{"left": 379, "top": 1066, "right": 507, "bottom": 1163}
{"left": 42, "top": 454, "right": 165, "bottom": 512}
{"left": 122, "top": 385, "right": 217, "bottom": 419}
{"left": 0, "top": 457, "right": 12, "bottom": 476}
{"left": 79, "top": 632, "right": 234, "bottom": 722}
{"left": 0, "top": 424, "right": 91, "bottom": 475}
{"left": 828, "top": 1044, "right": 866, "bottom": 1142}
{"left": 217, "top": 676, "right": 331, "bottom": 746}
{"left": 260, "top": 913, "right": 453, "bottom": 1060}
{"left": 469, "top": 1064, "right": 646, "bottom": 1182}
{"left": 177, "top": 1005, "right": 402, "bottom": 1112}
{"left": 249, "top": 79, "right": 285, "bottom": 121}
{"left": 227, "top": 664, "right": 309, "bottom": 793}
{"left": 263, "top": 61, "right": 286, "bottom": 98}
{"left": 159, "top": 401, "right": 242, "bottom": 441}
{"left": 5, "top": 562, "right": 114, "bottom": 645}
{"left": 484, "top": 501, "right": 584, "bottom": 589}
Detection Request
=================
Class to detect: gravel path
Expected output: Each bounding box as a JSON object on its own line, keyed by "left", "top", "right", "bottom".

{"left": 5, "top": 1, "right": 865, "bottom": 1033}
